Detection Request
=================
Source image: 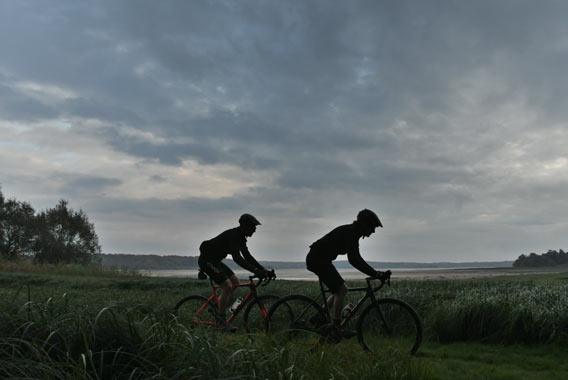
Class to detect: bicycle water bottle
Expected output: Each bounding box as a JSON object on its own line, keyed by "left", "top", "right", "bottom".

{"left": 342, "top": 302, "right": 354, "bottom": 319}
{"left": 230, "top": 296, "right": 244, "bottom": 313}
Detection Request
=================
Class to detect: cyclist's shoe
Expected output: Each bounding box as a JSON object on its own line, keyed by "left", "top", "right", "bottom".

{"left": 208, "top": 306, "right": 237, "bottom": 332}
{"left": 327, "top": 327, "right": 357, "bottom": 342}
{"left": 308, "top": 313, "right": 327, "bottom": 328}
{"left": 218, "top": 320, "right": 237, "bottom": 333}
{"left": 337, "top": 328, "right": 357, "bottom": 339}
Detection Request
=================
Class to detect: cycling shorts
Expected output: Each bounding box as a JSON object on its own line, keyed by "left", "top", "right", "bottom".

{"left": 198, "top": 258, "right": 234, "bottom": 284}
{"left": 306, "top": 250, "right": 344, "bottom": 294}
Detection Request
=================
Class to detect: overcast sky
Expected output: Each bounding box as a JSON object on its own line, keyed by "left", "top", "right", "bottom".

{"left": 2, "top": 1, "right": 568, "bottom": 263}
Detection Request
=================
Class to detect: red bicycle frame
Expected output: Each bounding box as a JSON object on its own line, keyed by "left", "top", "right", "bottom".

{"left": 193, "top": 275, "right": 270, "bottom": 326}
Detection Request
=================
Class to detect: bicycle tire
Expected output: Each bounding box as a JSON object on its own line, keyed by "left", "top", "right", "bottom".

{"left": 266, "top": 294, "right": 327, "bottom": 348}
{"left": 357, "top": 297, "right": 422, "bottom": 356}
{"left": 173, "top": 295, "right": 215, "bottom": 329}
{"left": 242, "top": 294, "right": 279, "bottom": 334}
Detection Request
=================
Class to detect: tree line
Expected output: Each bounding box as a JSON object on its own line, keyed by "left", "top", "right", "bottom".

{"left": 100, "top": 253, "right": 199, "bottom": 270}
{"left": 513, "top": 249, "right": 568, "bottom": 268}
{"left": 0, "top": 187, "right": 100, "bottom": 264}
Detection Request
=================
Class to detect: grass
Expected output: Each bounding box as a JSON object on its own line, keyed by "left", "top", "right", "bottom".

{"left": 1, "top": 261, "right": 568, "bottom": 379}
{"left": 0, "top": 293, "right": 426, "bottom": 379}
{"left": 419, "top": 342, "right": 568, "bottom": 380}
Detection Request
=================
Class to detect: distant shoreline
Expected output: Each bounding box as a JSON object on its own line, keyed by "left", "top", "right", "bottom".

{"left": 143, "top": 265, "right": 563, "bottom": 281}
{"left": 101, "top": 253, "right": 514, "bottom": 271}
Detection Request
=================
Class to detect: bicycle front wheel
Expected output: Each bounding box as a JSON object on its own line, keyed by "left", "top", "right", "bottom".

{"left": 266, "top": 294, "right": 327, "bottom": 348}
{"left": 243, "top": 294, "right": 279, "bottom": 334}
{"left": 173, "top": 295, "right": 215, "bottom": 329}
{"left": 357, "top": 298, "right": 422, "bottom": 356}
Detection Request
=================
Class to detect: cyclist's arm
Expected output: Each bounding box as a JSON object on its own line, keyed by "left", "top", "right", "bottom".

{"left": 230, "top": 249, "right": 262, "bottom": 273}
{"left": 347, "top": 249, "right": 378, "bottom": 278}
{"left": 240, "top": 247, "right": 265, "bottom": 272}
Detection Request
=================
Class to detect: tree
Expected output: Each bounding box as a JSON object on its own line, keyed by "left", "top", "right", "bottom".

{"left": 513, "top": 249, "right": 568, "bottom": 267}
{"left": 33, "top": 200, "right": 101, "bottom": 264}
{"left": 0, "top": 188, "right": 36, "bottom": 260}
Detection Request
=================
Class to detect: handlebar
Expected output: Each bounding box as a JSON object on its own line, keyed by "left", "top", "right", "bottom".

{"left": 249, "top": 269, "right": 277, "bottom": 287}
{"left": 197, "top": 268, "right": 276, "bottom": 287}
{"left": 365, "top": 269, "right": 392, "bottom": 287}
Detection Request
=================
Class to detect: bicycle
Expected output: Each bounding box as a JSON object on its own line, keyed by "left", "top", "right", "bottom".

{"left": 173, "top": 269, "right": 278, "bottom": 334}
{"left": 265, "top": 270, "right": 422, "bottom": 356}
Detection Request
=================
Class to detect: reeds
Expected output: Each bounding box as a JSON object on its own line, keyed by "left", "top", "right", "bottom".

{"left": 2, "top": 265, "right": 566, "bottom": 378}
{"left": 0, "top": 293, "right": 425, "bottom": 379}
{"left": 367, "top": 279, "right": 568, "bottom": 345}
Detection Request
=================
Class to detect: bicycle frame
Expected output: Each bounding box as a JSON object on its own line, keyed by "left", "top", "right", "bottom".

{"left": 192, "top": 275, "right": 270, "bottom": 326}
{"left": 318, "top": 277, "right": 387, "bottom": 328}
{"left": 266, "top": 271, "right": 422, "bottom": 354}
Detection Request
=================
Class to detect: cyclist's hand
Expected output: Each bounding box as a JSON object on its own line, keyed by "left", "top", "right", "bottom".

{"left": 256, "top": 268, "right": 275, "bottom": 282}
{"left": 255, "top": 268, "right": 269, "bottom": 279}
{"left": 375, "top": 270, "right": 392, "bottom": 282}
{"left": 265, "top": 268, "right": 276, "bottom": 280}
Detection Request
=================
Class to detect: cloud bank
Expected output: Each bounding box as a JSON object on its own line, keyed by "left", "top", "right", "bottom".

{"left": 1, "top": 1, "right": 568, "bottom": 262}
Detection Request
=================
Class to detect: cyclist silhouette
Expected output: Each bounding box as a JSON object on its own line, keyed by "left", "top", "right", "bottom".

{"left": 306, "top": 209, "right": 383, "bottom": 336}
{"left": 198, "top": 213, "right": 270, "bottom": 331}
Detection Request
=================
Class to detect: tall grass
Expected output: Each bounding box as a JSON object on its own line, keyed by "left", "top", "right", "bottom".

{"left": 2, "top": 265, "right": 567, "bottom": 378}
{"left": 355, "top": 278, "right": 568, "bottom": 345}
{"left": 0, "top": 293, "right": 427, "bottom": 379}
{"left": 277, "top": 276, "right": 568, "bottom": 345}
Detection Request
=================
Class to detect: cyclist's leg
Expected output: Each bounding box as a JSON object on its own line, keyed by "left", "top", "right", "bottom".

{"left": 200, "top": 261, "right": 231, "bottom": 314}
{"left": 218, "top": 278, "right": 233, "bottom": 315}
{"left": 316, "top": 262, "right": 347, "bottom": 326}
{"left": 331, "top": 283, "right": 348, "bottom": 325}
{"left": 217, "top": 262, "right": 238, "bottom": 315}
{"left": 202, "top": 263, "right": 238, "bottom": 332}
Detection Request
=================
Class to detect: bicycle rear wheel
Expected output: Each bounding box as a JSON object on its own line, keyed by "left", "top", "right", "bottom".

{"left": 243, "top": 294, "right": 279, "bottom": 334}
{"left": 266, "top": 294, "right": 327, "bottom": 348}
{"left": 357, "top": 298, "right": 422, "bottom": 356}
{"left": 173, "top": 295, "right": 215, "bottom": 329}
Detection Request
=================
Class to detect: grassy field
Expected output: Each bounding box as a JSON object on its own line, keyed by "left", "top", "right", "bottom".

{"left": 1, "top": 261, "right": 567, "bottom": 379}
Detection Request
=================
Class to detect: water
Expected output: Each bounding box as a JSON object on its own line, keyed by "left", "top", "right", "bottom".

{"left": 144, "top": 267, "right": 454, "bottom": 281}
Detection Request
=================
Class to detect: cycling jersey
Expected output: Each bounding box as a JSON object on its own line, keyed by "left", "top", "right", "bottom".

{"left": 199, "top": 227, "right": 263, "bottom": 276}
{"left": 307, "top": 223, "right": 377, "bottom": 280}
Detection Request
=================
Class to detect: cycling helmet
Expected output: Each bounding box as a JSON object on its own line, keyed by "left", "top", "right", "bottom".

{"left": 357, "top": 209, "right": 383, "bottom": 228}
{"left": 239, "top": 213, "right": 261, "bottom": 226}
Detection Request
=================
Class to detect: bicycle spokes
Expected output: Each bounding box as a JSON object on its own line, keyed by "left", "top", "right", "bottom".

{"left": 243, "top": 294, "right": 279, "bottom": 334}
{"left": 173, "top": 296, "right": 216, "bottom": 329}
{"left": 357, "top": 299, "right": 422, "bottom": 356}
{"left": 267, "top": 295, "right": 327, "bottom": 349}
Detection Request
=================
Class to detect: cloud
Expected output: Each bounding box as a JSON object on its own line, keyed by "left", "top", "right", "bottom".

{"left": 58, "top": 175, "right": 122, "bottom": 196}
{"left": 1, "top": 0, "right": 568, "bottom": 261}
{"left": 0, "top": 80, "right": 60, "bottom": 121}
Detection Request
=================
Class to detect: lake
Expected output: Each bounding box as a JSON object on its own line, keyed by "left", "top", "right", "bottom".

{"left": 143, "top": 267, "right": 505, "bottom": 281}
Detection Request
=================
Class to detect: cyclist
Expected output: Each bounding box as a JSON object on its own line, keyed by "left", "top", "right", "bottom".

{"left": 306, "top": 209, "right": 383, "bottom": 336}
{"left": 198, "top": 213, "right": 270, "bottom": 331}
